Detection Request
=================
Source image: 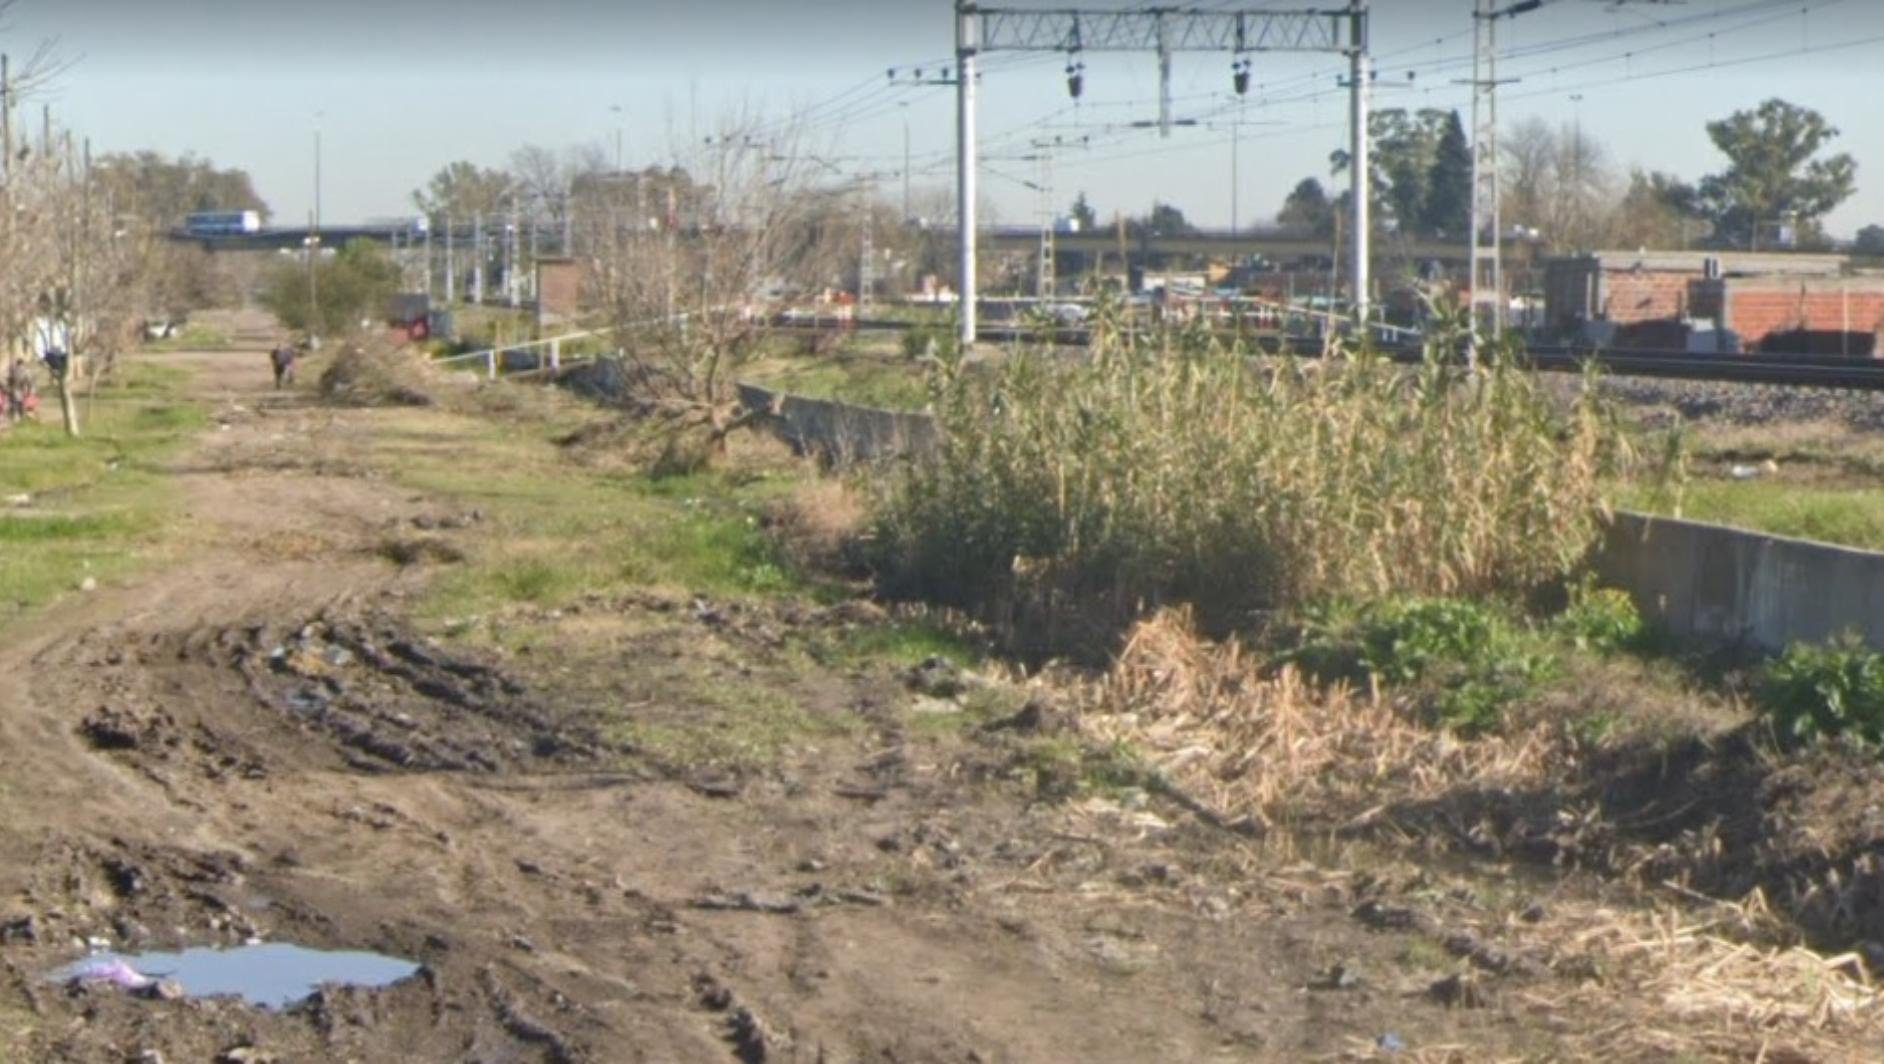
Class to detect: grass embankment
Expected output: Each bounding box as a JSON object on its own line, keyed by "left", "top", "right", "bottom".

{"left": 366, "top": 404, "right": 802, "bottom": 621}
{"left": 740, "top": 332, "right": 935, "bottom": 411}
{"left": 1621, "top": 419, "right": 1884, "bottom": 550}
{"left": 357, "top": 385, "right": 982, "bottom": 771}
{"left": 0, "top": 362, "right": 205, "bottom": 618}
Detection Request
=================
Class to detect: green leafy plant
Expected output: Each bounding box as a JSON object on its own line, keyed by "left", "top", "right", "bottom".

{"left": 1557, "top": 578, "right": 1646, "bottom": 653}
{"left": 1288, "top": 597, "right": 1555, "bottom": 734}
{"left": 1760, "top": 633, "right": 1884, "bottom": 748}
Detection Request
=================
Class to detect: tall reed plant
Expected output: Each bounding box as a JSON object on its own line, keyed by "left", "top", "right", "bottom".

{"left": 873, "top": 297, "right": 1629, "bottom": 645}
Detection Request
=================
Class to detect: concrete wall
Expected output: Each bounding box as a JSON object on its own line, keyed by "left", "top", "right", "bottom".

{"left": 736, "top": 383, "right": 938, "bottom": 464}
{"left": 1593, "top": 511, "right": 1884, "bottom": 653}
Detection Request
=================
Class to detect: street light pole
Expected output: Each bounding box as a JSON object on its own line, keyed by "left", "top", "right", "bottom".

{"left": 309, "top": 112, "right": 323, "bottom": 343}
{"left": 610, "top": 104, "right": 623, "bottom": 173}
{"left": 1231, "top": 97, "right": 1241, "bottom": 235}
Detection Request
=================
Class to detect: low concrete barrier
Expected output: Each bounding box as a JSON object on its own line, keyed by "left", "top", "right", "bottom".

{"left": 732, "top": 385, "right": 1884, "bottom": 655}
{"left": 1594, "top": 510, "right": 1884, "bottom": 653}
{"left": 736, "top": 383, "right": 938, "bottom": 463}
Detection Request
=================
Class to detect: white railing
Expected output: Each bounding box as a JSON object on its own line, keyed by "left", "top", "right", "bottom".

{"left": 432, "top": 310, "right": 702, "bottom": 380}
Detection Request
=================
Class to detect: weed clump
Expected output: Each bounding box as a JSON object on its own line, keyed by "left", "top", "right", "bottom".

{"left": 1289, "top": 597, "right": 1555, "bottom": 733}
{"left": 1555, "top": 578, "right": 1648, "bottom": 653}
{"left": 319, "top": 341, "right": 437, "bottom": 407}
{"left": 872, "top": 302, "right": 1626, "bottom": 647}
{"left": 763, "top": 479, "right": 870, "bottom": 577}
{"left": 1760, "top": 633, "right": 1884, "bottom": 748}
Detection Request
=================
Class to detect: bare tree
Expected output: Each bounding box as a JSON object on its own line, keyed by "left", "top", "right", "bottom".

{"left": 508, "top": 141, "right": 608, "bottom": 251}
{"left": 574, "top": 115, "right": 858, "bottom": 470}
{"left": 1501, "top": 117, "right": 1614, "bottom": 253}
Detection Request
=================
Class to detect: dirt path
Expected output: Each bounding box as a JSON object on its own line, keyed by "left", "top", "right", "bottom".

{"left": 2, "top": 345, "right": 1853, "bottom": 1063}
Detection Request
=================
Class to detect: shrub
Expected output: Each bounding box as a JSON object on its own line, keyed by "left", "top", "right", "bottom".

{"left": 1288, "top": 596, "right": 1554, "bottom": 734}
{"left": 872, "top": 296, "right": 1628, "bottom": 642}
{"left": 1760, "top": 633, "right": 1884, "bottom": 748}
{"left": 1556, "top": 579, "right": 1647, "bottom": 653}
{"left": 763, "top": 479, "right": 870, "bottom": 577}
{"left": 260, "top": 238, "right": 400, "bottom": 339}
{"left": 318, "top": 341, "right": 437, "bottom": 407}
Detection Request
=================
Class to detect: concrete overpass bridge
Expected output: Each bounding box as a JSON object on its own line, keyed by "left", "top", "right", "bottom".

{"left": 980, "top": 225, "right": 1542, "bottom": 268}
{"left": 166, "top": 223, "right": 433, "bottom": 251}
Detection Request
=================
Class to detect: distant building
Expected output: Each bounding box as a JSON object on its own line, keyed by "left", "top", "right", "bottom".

{"left": 1543, "top": 250, "right": 1884, "bottom": 355}
{"left": 535, "top": 257, "right": 582, "bottom": 326}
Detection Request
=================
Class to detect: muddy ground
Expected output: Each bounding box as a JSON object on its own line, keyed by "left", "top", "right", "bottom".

{"left": 0, "top": 338, "right": 1875, "bottom": 1063}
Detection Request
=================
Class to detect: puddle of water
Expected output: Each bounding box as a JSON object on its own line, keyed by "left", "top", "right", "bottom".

{"left": 54, "top": 943, "right": 420, "bottom": 1009}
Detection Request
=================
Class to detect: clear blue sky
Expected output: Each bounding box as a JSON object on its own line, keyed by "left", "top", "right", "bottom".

{"left": 14, "top": 0, "right": 1884, "bottom": 235}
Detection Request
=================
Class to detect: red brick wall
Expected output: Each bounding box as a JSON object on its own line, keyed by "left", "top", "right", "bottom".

{"left": 1601, "top": 271, "right": 1694, "bottom": 323}
{"left": 1723, "top": 284, "right": 1884, "bottom": 349}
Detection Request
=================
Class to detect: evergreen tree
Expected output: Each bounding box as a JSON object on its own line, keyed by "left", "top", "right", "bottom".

{"left": 1422, "top": 110, "right": 1472, "bottom": 238}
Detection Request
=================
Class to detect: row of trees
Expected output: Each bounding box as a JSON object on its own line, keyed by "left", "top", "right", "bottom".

{"left": 0, "top": 134, "right": 175, "bottom": 436}
{"left": 1275, "top": 97, "right": 1860, "bottom": 255}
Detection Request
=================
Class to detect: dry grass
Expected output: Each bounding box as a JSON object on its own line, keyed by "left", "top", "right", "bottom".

{"left": 1541, "top": 894, "right": 1884, "bottom": 1061}
{"left": 1078, "top": 609, "right": 1562, "bottom": 831}
{"left": 318, "top": 339, "right": 442, "bottom": 408}
{"left": 763, "top": 478, "right": 869, "bottom": 576}
{"left": 1077, "top": 610, "right": 1884, "bottom": 1060}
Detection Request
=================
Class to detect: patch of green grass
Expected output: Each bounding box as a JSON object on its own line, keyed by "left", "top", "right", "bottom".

{"left": 1622, "top": 480, "right": 1884, "bottom": 552}
{"left": 829, "top": 621, "right": 980, "bottom": 669}
{"left": 610, "top": 674, "right": 860, "bottom": 771}
{"left": 1013, "top": 736, "right": 1158, "bottom": 801}
{"left": 0, "top": 512, "right": 142, "bottom": 542}
{"left": 905, "top": 684, "right": 1027, "bottom": 740}
{"left": 378, "top": 407, "right": 816, "bottom": 621}
{"left": 744, "top": 351, "right": 932, "bottom": 411}
{"left": 0, "top": 358, "right": 201, "bottom": 618}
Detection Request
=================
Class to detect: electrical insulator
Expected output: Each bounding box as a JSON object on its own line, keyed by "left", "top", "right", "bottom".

{"left": 1232, "top": 58, "right": 1251, "bottom": 96}
{"left": 1065, "top": 61, "right": 1085, "bottom": 99}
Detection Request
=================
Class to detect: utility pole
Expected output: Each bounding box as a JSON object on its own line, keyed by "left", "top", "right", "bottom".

{"left": 956, "top": 0, "right": 978, "bottom": 347}
{"left": 611, "top": 104, "right": 624, "bottom": 173}
{"left": 1348, "top": 0, "right": 1370, "bottom": 328}
{"left": 859, "top": 195, "right": 875, "bottom": 310}
{"left": 1037, "top": 146, "right": 1055, "bottom": 298}
{"left": 955, "top": 4, "right": 1367, "bottom": 346}
{"left": 1467, "top": 0, "right": 1507, "bottom": 355}
{"left": 311, "top": 115, "right": 322, "bottom": 341}
{"left": 507, "top": 198, "right": 521, "bottom": 308}
{"left": 472, "top": 212, "right": 484, "bottom": 304}
{"left": 1231, "top": 99, "right": 1241, "bottom": 234}
{"left": 444, "top": 215, "right": 455, "bottom": 304}
{"left": 1, "top": 55, "right": 11, "bottom": 182}
{"left": 901, "top": 102, "right": 912, "bottom": 222}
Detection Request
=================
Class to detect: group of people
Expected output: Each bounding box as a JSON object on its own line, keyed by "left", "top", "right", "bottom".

{"left": 3, "top": 357, "right": 37, "bottom": 423}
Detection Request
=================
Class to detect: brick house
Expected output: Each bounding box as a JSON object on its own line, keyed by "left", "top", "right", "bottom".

{"left": 1541, "top": 251, "right": 1884, "bottom": 354}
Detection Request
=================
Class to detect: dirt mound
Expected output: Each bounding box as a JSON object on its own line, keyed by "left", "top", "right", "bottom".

{"left": 318, "top": 341, "right": 437, "bottom": 408}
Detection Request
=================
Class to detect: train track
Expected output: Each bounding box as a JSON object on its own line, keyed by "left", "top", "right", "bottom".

{"left": 776, "top": 317, "right": 1884, "bottom": 392}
